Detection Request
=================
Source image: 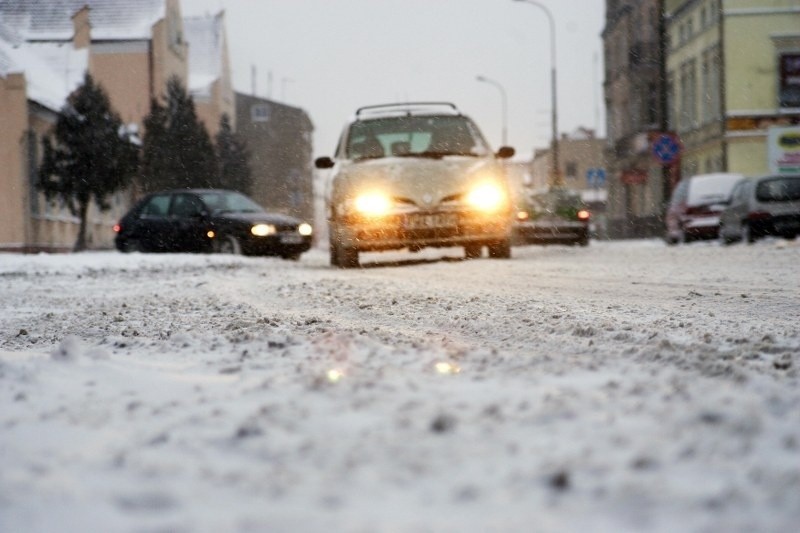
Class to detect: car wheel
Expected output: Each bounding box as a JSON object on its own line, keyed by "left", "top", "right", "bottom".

{"left": 216, "top": 234, "right": 242, "bottom": 255}
{"left": 487, "top": 239, "right": 511, "bottom": 259}
{"left": 122, "top": 239, "right": 143, "bottom": 253}
{"left": 578, "top": 236, "right": 589, "bottom": 247}
{"left": 331, "top": 243, "right": 359, "bottom": 268}
{"left": 464, "top": 244, "right": 482, "bottom": 259}
{"left": 281, "top": 253, "right": 301, "bottom": 261}
{"left": 740, "top": 222, "right": 754, "bottom": 244}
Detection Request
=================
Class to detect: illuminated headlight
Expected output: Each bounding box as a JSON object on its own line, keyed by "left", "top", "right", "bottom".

{"left": 466, "top": 183, "right": 507, "bottom": 212}
{"left": 298, "top": 223, "right": 313, "bottom": 236}
{"left": 353, "top": 192, "right": 391, "bottom": 216}
{"left": 251, "top": 223, "right": 277, "bottom": 236}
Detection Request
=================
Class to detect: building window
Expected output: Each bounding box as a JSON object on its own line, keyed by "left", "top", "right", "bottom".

{"left": 566, "top": 161, "right": 577, "bottom": 179}
{"left": 251, "top": 104, "right": 271, "bottom": 122}
{"left": 779, "top": 53, "right": 800, "bottom": 108}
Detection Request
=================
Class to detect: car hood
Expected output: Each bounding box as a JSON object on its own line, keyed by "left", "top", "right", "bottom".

{"left": 213, "top": 212, "right": 302, "bottom": 226}
{"left": 331, "top": 156, "right": 507, "bottom": 208}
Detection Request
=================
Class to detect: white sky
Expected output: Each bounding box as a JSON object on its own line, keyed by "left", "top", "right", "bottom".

{"left": 182, "top": 0, "right": 607, "bottom": 160}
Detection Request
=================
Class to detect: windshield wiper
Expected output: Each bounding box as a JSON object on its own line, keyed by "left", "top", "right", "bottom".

{"left": 398, "top": 150, "right": 478, "bottom": 159}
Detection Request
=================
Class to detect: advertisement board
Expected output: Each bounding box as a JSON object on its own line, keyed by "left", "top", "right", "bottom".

{"left": 768, "top": 126, "right": 800, "bottom": 174}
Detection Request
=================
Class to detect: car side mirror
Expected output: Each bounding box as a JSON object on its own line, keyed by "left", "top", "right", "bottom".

{"left": 496, "top": 146, "right": 515, "bottom": 159}
{"left": 315, "top": 156, "right": 335, "bottom": 169}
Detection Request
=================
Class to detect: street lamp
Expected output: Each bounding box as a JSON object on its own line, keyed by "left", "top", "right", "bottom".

{"left": 476, "top": 75, "right": 508, "bottom": 146}
{"left": 512, "top": 0, "right": 562, "bottom": 187}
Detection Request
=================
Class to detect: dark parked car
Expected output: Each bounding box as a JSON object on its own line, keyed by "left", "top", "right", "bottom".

{"left": 512, "top": 187, "right": 591, "bottom": 246}
{"left": 665, "top": 173, "right": 742, "bottom": 244}
{"left": 114, "top": 189, "right": 313, "bottom": 259}
{"left": 719, "top": 174, "right": 800, "bottom": 244}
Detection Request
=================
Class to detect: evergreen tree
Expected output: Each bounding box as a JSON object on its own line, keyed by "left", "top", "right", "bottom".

{"left": 38, "top": 72, "right": 138, "bottom": 251}
{"left": 215, "top": 114, "right": 252, "bottom": 194}
{"left": 140, "top": 76, "right": 216, "bottom": 191}
{"left": 139, "top": 98, "right": 172, "bottom": 192}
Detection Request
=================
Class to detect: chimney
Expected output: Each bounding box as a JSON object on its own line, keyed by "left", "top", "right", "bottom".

{"left": 71, "top": 5, "right": 91, "bottom": 49}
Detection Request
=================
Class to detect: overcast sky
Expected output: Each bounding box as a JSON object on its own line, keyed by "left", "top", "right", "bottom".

{"left": 183, "top": 0, "right": 606, "bottom": 160}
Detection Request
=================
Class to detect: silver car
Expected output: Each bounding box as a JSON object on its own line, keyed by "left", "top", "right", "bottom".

{"left": 719, "top": 174, "right": 800, "bottom": 244}
{"left": 315, "top": 102, "right": 516, "bottom": 268}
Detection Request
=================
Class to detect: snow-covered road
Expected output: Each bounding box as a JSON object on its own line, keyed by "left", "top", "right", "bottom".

{"left": 1, "top": 239, "right": 799, "bottom": 532}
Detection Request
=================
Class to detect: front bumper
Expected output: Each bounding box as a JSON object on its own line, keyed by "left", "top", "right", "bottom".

{"left": 240, "top": 233, "right": 313, "bottom": 256}
{"left": 331, "top": 211, "right": 511, "bottom": 252}
{"left": 513, "top": 220, "right": 588, "bottom": 243}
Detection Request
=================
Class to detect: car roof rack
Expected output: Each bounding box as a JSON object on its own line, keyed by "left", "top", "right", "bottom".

{"left": 355, "top": 102, "right": 461, "bottom": 119}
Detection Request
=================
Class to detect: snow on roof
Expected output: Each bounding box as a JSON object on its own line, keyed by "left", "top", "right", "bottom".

{"left": 0, "top": 0, "right": 166, "bottom": 41}
{"left": 183, "top": 12, "right": 224, "bottom": 96}
{"left": 0, "top": 30, "right": 87, "bottom": 111}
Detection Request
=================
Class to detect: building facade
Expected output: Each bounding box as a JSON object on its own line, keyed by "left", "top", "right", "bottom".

{"left": 665, "top": 0, "right": 800, "bottom": 178}
{"left": 603, "top": 0, "right": 667, "bottom": 238}
{"left": 235, "top": 92, "right": 315, "bottom": 224}
{"left": 0, "top": 0, "right": 189, "bottom": 251}
{"left": 0, "top": 0, "right": 242, "bottom": 251}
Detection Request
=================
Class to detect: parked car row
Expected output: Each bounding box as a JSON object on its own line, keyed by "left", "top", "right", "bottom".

{"left": 666, "top": 172, "right": 800, "bottom": 245}
{"left": 114, "top": 189, "right": 313, "bottom": 260}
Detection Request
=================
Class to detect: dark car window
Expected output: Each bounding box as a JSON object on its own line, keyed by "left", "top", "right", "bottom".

{"left": 199, "top": 191, "right": 264, "bottom": 214}
{"left": 756, "top": 177, "right": 800, "bottom": 202}
{"left": 346, "top": 115, "right": 490, "bottom": 160}
{"left": 140, "top": 194, "right": 171, "bottom": 217}
{"left": 530, "top": 190, "right": 584, "bottom": 217}
{"left": 670, "top": 179, "right": 689, "bottom": 206}
{"left": 170, "top": 194, "right": 206, "bottom": 218}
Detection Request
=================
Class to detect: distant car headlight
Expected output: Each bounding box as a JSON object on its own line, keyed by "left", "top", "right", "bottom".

{"left": 251, "top": 223, "right": 277, "bottom": 236}
{"left": 298, "top": 223, "right": 313, "bottom": 236}
{"left": 466, "top": 183, "right": 507, "bottom": 212}
{"left": 353, "top": 192, "right": 391, "bottom": 217}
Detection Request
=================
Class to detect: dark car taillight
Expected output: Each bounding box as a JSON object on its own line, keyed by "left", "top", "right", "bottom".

{"left": 113, "top": 224, "right": 121, "bottom": 233}
{"left": 577, "top": 210, "right": 590, "bottom": 221}
{"left": 747, "top": 211, "right": 772, "bottom": 221}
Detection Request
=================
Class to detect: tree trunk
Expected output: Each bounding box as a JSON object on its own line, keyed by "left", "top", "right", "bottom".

{"left": 74, "top": 201, "right": 89, "bottom": 252}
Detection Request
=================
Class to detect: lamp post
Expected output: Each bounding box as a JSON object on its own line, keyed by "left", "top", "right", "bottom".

{"left": 476, "top": 75, "right": 508, "bottom": 146}
{"left": 513, "top": 0, "right": 562, "bottom": 187}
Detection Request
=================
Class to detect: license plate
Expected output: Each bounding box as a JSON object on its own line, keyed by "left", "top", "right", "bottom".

{"left": 280, "top": 233, "right": 303, "bottom": 244}
{"left": 405, "top": 213, "right": 458, "bottom": 229}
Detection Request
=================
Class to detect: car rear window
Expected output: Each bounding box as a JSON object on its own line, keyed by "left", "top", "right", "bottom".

{"left": 756, "top": 177, "right": 800, "bottom": 202}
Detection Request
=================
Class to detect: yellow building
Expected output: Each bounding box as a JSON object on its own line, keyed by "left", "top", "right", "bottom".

{"left": 666, "top": 0, "right": 800, "bottom": 179}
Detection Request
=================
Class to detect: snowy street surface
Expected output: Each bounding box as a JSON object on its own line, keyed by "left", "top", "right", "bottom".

{"left": 1, "top": 239, "right": 799, "bottom": 533}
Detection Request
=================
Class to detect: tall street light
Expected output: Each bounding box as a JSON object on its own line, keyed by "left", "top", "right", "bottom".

{"left": 476, "top": 75, "right": 508, "bottom": 146}
{"left": 513, "top": 0, "right": 562, "bottom": 187}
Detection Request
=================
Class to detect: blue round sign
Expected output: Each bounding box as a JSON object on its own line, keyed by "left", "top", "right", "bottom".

{"left": 652, "top": 134, "right": 681, "bottom": 164}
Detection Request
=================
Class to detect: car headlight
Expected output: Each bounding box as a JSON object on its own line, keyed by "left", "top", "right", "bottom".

{"left": 466, "top": 183, "right": 507, "bottom": 212}
{"left": 251, "top": 223, "right": 277, "bottom": 236}
{"left": 298, "top": 223, "right": 313, "bottom": 236}
{"left": 353, "top": 192, "right": 391, "bottom": 217}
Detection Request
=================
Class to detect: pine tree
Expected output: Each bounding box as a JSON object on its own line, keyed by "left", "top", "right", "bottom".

{"left": 216, "top": 114, "right": 252, "bottom": 194}
{"left": 140, "top": 76, "right": 217, "bottom": 191}
{"left": 38, "top": 72, "right": 139, "bottom": 251}
{"left": 139, "top": 98, "right": 173, "bottom": 192}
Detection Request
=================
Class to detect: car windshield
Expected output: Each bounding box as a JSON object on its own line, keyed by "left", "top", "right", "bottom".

{"left": 199, "top": 191, "right": 265, "bottom": 214}
{"left": 756, "top": 177, "right": 800, "bottom": 202}
{"left": 345, "top": 115, "right": 491, "bottom": 160}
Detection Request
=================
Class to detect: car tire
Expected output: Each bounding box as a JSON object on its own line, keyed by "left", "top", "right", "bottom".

{"left": 488, "top": 239, "right": 511, "bottom": 259}
{"left": 464, "top": 244, "right": 482, "bottom": 259}
{"left": 216, "top": 235, "right": 242, "bottom": 255}
{"left": 121, "top": 239, "right": 143, "bottom": 253}
{"left": 281, "top": 253, "right": 301, "bottom": 261}
{"left": 578, "top": 236, "right": 589, "bottom": 247}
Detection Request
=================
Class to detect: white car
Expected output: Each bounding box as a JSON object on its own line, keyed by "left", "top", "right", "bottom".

{"left": 315, "top": 102, "right": 516, "bottom": 268}
{"left": 719, "top": 174, "right": 800, "bottom": 244}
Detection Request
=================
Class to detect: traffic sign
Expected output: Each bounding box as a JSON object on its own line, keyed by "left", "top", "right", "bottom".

{"left": 586, "top": 167, "right": 606, "bottom": 187}
{"left": 651, "top": 133, "right": 682, "bottom": 165}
